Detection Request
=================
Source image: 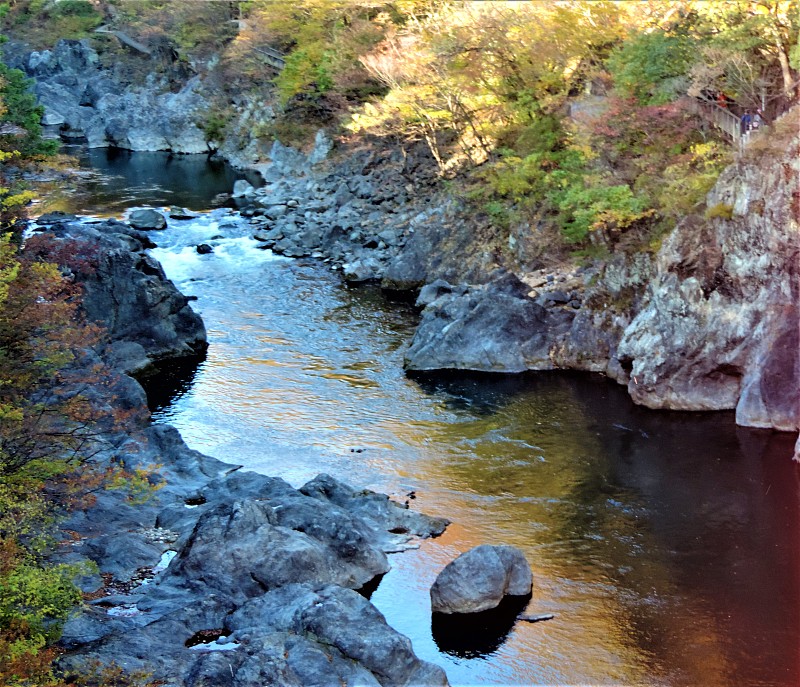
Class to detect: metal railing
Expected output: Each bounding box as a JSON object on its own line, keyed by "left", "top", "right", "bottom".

{"left": 686, "top": 96, "right": 742, "bottom": 144}
{"left": 253, "top": 46, "right": 286, "bottom": 72}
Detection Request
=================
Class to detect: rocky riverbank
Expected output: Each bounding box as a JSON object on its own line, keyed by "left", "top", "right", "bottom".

{"left": 32, "top": 215, "right": 450, "bottom": 686}
{"left": 230, "top": 116, "right": 800, "bottom": 446}
{"left": 12, "top": 37, "right": 799, "bottom": 448}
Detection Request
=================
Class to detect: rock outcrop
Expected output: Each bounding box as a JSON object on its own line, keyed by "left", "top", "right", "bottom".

{"left": 404, "top": 274, "right": 572, "bottom": 372}
{"left": 430, "top": 545, "right": 532, "bottom": 614}
{"left": 56, "top": 425, "right": 449, "bottom": 686}
{"left": 617, "top": 126, "right": 799, "bottom": 432}
{"left": 13, "top": 40, "right": 210, "bottom": 152}
{"left": 402, "top": 119, "right": 799, "bottom": 437}
{"left": 30, "top": 215, "right": 207, "bottom": 375}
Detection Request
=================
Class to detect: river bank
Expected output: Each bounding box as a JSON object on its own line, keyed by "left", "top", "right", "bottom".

{"left": 9, "top": 38, "right": 799, "bottom": 451}
{"left": 32, "top": 214, "right": 450, "bottom": 686}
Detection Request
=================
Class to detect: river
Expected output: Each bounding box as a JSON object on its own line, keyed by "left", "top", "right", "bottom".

{"left": 50, "top": 150, "right": 800, "bottom": 687}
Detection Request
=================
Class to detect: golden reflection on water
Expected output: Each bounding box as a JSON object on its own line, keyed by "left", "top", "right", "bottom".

{"left": 146, "top": 234, "right": 800, "bottom": 687}
{"left": 365, "top": 378, "right": 796, "bottom": 686}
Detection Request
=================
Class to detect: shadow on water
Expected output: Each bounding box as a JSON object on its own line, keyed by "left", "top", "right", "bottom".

{"left": 136, "top": 353, "right": 207, "bottom": 414}
{"left": 407, "top": 369, "right": 558, "bottom": 415}
{"left": 431, "top": 594, "right": 532, "bottom": 659}
{"left": 356, "top": 573, "right": 386, "bottom": 600}
{"left": 37, "top": 147, "right": 262, "bottom": 217}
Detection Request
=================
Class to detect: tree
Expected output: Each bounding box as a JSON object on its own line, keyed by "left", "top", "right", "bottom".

{"left": 0, "top": 231, "right": 152, "bottom": 685}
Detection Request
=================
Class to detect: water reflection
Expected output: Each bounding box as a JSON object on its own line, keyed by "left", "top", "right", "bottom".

{"left": 432, "top": 595, "right": 532, "bottom": 658}
{"left": 33, "top": 147, "right": 260, "bottom": 217}
{"left": 135, "top": 212, "right": 800, "bottom": 687}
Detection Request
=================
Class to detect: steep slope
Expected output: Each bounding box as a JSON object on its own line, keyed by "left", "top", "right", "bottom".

{"left": 618, "top": 116, "right": 799, "bottom": 432}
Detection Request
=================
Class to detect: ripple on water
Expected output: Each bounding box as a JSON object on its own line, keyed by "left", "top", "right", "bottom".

{"left": 140, "top": 211, "right": 800, "bottom": 687}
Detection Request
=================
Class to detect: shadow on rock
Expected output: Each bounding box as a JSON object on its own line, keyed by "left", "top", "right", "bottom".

{"left": 431, "top": 593, "right": 531, "bottom": 659}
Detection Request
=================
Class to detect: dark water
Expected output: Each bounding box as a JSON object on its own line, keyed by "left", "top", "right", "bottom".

{"left": 61, "top": 152, "right": 800, "bottom": 686}
{"left": 33, "top": 146, "right": 259, "bottom": 216}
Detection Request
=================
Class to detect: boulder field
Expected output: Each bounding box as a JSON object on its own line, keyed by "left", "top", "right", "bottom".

{"left": 31, "top": 216, "right": 451, "bottom": 686}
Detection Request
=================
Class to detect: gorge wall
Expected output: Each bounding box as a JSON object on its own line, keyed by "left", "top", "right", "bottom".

{"left": 14, "top": 39, "right": 799, "bottom": 449}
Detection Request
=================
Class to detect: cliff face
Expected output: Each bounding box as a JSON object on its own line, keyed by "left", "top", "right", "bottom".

{"left": 617, "top": 121, "right": 799, "bottom": 432}
{"left": 403, "top": 116, "right": 799, "bottom": 440}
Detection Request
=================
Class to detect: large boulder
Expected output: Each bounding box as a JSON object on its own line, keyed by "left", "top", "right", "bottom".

{"left": 161, "top": 496, "right": 391, "bottom": 602}
{"left": 430, "top": 545, "right": 532, "bottom": 614}
{"left": 404, "top": 273, "right": 572, "bottom": 372}
{"left": 229, "top": 584, "right": 449, "bottom": 687}
{"left": 30, "top": 218, "right": 206, "bottom": 373}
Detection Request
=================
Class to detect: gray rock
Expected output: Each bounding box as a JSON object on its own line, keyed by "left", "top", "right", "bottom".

{"left": 617, "top": 129, "right": 800, "bottom": 431}
{"left": 170, "top": 208, "right": 198, "bottom": 220}
{"left": 232, "top": 180, "right": 255, "bottom": 198}
{"left": 229, "top": 584, "right": 449, "bottom": 686}
{"left": 264, "top": 204, "right": 287, "bottom": 220}
{"left": 128, "top": 208, "right": 167, "bottom": 230}
{"left": 430, "top": 544, "right": 532, "bottom": 614}
{"left": 343, "top": 258, "right": 381, "bottom": 283}
{"left": 333, "top": 181, "right": 354, "bottom": 207}
{"left": 162, "top": 498, "right": 390, "bottom": 602}
{"left": 308, "top": 129, "right": 333, "bottom": 164}
{"left": 404, "top": 275, "right": 572, "bottom": 372}
{"left": 299, "top": 473, "right": 449, "bottom": 547}
{"left": 40, "top": 221, "right": 206, "bottom": 374}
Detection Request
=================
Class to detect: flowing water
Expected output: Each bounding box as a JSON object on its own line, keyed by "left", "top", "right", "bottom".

{"left": 58, "top": 152, "right": 800, "bottom": 686}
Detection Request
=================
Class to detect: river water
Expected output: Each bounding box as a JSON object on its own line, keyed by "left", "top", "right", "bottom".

{"left": 55, "top": 151, "right": 800, "bottom": 687}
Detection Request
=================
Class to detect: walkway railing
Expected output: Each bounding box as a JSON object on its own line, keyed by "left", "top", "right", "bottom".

{"left": 253, "top": 46, "right": 286, "bottom": 72}
{"left": 685, "top": 96, "right": 742, "bottom": 144}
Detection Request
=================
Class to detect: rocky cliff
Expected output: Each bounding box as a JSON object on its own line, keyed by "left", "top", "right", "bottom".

{"left": 225, "top": 113, "right": 799, "bottom": 445}
{"left": 8, "top": 39, "right": 211, "bottom": 152}
{"left": 399, "top": 117, "right": 799, "bottom": 441}
{"left": 618, "top": 121, "right": 799, "bottom": 433}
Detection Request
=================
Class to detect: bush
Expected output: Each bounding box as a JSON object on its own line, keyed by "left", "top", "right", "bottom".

{"left": 704, "top": 202, "right": 734, "bottom": 220}
{"left": 607, "top": 30, "right": 696, "bottom": 105}
{"left": 0, "top": 64, "right": 58, "bottom": 158}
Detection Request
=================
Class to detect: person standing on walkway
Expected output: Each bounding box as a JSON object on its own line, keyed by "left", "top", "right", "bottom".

{"left": 740, "top": 110, "right": 752, "bottom": 135}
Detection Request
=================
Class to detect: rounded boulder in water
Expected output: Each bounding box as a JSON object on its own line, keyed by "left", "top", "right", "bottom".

{"left": 129, "top": 208, "right": 167, "bottom": 230}
{"left": 430, "top": 544, "right": 532, "bottom": 614}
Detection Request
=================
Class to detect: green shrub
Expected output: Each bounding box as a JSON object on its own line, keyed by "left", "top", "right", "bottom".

{"left": 607, "top": 30, "right": 697, "bottom": 105}
{"left": 0, "top": 64, "right": 58, "bottom": 158}
{"left": 704, "top": 202, "right": 734, "bottom": 220}
{"left": 555, "top": 182, "right": 650, "bottom": 244}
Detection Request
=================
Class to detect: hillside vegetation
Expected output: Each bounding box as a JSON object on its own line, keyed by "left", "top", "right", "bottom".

{"left": 2, "top": 0, "right": 798, "bottom": 255}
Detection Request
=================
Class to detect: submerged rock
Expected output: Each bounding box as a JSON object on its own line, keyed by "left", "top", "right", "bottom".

{"left": 430, "top": 544, "right": 532, "bottom": 614}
